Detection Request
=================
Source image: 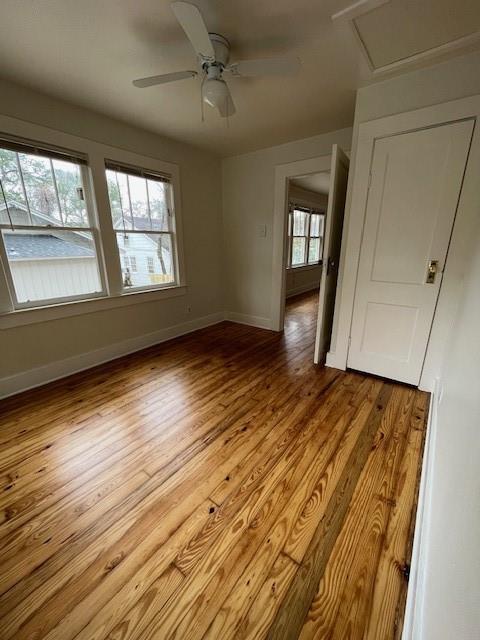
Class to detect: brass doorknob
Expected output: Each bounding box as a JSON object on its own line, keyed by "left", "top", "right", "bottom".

{"left": 426, "top": 260, "right": 438, "bottom": 284}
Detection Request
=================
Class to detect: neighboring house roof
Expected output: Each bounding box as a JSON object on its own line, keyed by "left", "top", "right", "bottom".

{"left": 114, "top": 215, "right": 165, "bottom": 232}
{"left": 4, "top": 233, "right": 94, "bottom": 260}
{"left": 0, "top": 200, "right": 77, "bottom": 228}
{"left": 0, "top": 203, "right": 97, "bottom": 260}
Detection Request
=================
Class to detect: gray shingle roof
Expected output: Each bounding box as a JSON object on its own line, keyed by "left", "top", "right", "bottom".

{"left": 4, "top": 233, "right": 94, "bottom": 260}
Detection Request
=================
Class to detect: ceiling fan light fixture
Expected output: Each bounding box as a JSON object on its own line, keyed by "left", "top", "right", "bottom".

{"left": 202, "top": 77, "right": 229, "bottom": 109}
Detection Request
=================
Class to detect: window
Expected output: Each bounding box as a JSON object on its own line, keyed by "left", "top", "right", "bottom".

{"left": 124, "top": 255, "right": 137, "bottom": 272}
{"left": 287, "top": 206, "right": 325, "bottom": 268}
{"left": 105, "top": 162, "right": 177, "bottom": 290}
{"left": 0, "top": 139, "right": 104, "bottom": 308}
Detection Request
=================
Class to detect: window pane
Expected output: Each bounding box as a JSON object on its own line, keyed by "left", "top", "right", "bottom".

{"left": 147, "top": 179, "right": 169, "bottom": 231}
{"left": 3, "top": 229, "right": 102, "bottom": 303}
{"left": 128, "top": 174, "right": 150, "bottom": 229}
{"left": 308, "top": 237, "right": 321, "bottom": 264}
{"left": 293, "top": 209, "right": 307, "bottom": 236}
{"left": 292, "top": 237, "right": 306, "bottom": 266}
{"left": 106, "top": 170, "right": 134, "bottom": 230}
{"left": 106, "top": 169, "right": 125, "bottom": 227}
{"left": 18, "top": 153, "right": 61, "bottom": 223}
{"left": 0, "top": 148, "right": 28, "bottom": 221}
{"left": 310, "top": 213, "right": 321, "bottom": 237}
{"left": 116, "top": 232, "right": 174, "bottom": 289}
{"left": 52, "top": 159, "right": 88, "bottom": 227}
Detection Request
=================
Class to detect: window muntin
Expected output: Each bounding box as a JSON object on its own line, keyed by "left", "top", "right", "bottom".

{"left": 0, "top": 142, "right": 104, "bottom": 308}
{"left": 105, "top": 165, "right": 177, "bottom": 291}
{"left": 287, "top": 206, "right": 325, "bottom": 268}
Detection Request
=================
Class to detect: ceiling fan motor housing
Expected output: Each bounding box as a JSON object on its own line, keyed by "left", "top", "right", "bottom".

{"left": 206, "top": 33, "right": 230, "bottom": 68}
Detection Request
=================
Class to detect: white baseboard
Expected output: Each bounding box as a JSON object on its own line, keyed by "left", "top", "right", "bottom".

{"left": 286, "top": 283, "right": 320, "bottom": 298}
{"left": 402, "top": 379, "right": 439, "bottom": 639}
{"left": 0, "top": 311, "right": 224, "bottom": 399}
{"left": 225, "top": 311, "right": 272, "bottom": 330}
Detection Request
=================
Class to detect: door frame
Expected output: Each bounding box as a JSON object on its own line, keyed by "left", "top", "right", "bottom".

{"left": 329, "top": 94, "right": 480, "bottom": 390}
{"left": 314, "top": 145, "right": 349, "bottom": 364}
{"left": 271, "top": 155, "right": 332, "bottom": 332}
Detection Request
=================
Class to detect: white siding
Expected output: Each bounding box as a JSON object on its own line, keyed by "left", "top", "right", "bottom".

{"left": 117, "top": 233, "right": 174, "bottom": 287}
{"left": 10, "top": 258, "right": 100, "bottom": 302}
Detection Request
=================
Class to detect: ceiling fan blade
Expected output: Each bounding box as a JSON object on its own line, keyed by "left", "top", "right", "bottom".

{"left": 227, "top": 56, "right": 301, "bottom": 77}
{"left": 217, "top": 85, "right": 236, "bottom": 118}
{"left": 132, "top": 70, "right": 197, "bottom": 88}
{"left": 171, "top": 1, "right": 215, "bottom": 60}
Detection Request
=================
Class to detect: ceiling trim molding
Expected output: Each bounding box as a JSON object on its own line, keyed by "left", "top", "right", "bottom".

{"left": 331, "top": 0, "right": 390, "bottom": 24}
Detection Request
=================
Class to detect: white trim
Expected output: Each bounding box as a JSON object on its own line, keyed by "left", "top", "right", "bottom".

{"left": 370, "top": 30, "right": 480, "bottom": 76}
{"left": 0, "top": 311, "right": 223, "bottom": 399}
{"left": 330, "top": 93, "right": 480, "bottom": 391}
{"left": 331, "top": 0, "right": 390, "bottom": 23}
{"left": 0, "top": 113, "right": 187, "bottom": 321}
{"left": 271, "top": 155, "right": 332, "bottom": 332}
{"left": 286, "top": 262, "right": 322, "bottom": 273}
{"left": 225, "top": 311, "right": 272, "bottom": 330}
{"left": 0, "top": 285, "right": 187, "bottom": 330}
{"left": 402, "top": 380, "right": 439, "bottom": 640}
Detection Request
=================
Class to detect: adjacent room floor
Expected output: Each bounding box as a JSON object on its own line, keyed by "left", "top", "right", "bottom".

{"left": 0, "top": 291, "right": 428, "bottom": 640}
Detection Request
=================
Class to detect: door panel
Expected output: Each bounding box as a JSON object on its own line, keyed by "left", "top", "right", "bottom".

{"left": 314, "top": 145, "right": 349, "bottom": 363}
{"left": 347, "top": 119, "right": 474, "bottom": 384}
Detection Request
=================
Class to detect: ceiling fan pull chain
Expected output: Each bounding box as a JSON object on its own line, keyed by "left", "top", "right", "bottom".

{"left": 200, "top": 76, "right": 205, "bottom": 123}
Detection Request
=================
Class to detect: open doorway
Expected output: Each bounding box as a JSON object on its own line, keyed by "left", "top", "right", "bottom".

{"left": 271, "top": 146, "right": 349, "bottom": 363}
{"left": 285, "top": 173, "right": 330, "bottom": 297}
{"left": 283, "top": 172, "right": 330, "bottom": 337}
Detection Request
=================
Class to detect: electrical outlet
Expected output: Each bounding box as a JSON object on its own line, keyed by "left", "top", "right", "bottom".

{"left": 258, "top": 223, "right": 267, "bottom": 238}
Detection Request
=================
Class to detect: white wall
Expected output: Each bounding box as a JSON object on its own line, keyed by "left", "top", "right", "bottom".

{"left": 326, "top": 50, "right": 480, "bottom": 639}
{"left": 0, "top": 78, "right": 223, "bottom": 389}
{"left": 222, "top": 127, "right": 352, "bottom": 326}
{"left": 286, "top": 266, "right": 321, "bottom": 298}
{"left": 420, "top": 231, "right": 480, "bottom": 639}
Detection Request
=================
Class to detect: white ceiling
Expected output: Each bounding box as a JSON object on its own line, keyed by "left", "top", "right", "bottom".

{"left": 0, "top": 1, "right": 479, "bottom": 156}
{"left": 291, "top": 172, "right": 331, "bottom": 195}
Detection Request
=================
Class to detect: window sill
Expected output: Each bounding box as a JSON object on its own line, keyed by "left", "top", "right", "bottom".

{"left": 0, "top": 284, "right": 187, "bottom": 330}
{"left": 286, "top": 262, "right": 322, "bottom": 273}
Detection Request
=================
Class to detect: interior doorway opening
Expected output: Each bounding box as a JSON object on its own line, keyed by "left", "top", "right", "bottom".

{"left": 285, "top": 172, "right": 330, "bottom": 301}
{"left": 271, "top": 146, "right": 349, "bottom": 365}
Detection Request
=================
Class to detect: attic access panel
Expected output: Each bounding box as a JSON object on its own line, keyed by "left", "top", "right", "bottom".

{"left": 346, "top": 0, "right": 480, "bottom": 72}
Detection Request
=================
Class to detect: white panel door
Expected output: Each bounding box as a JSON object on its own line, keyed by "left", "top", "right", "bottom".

{"left": 314, "top": 145, "right": 349, "bottom": 364}
{"left": 348, "top": 119, "right": 474, "bottom": 384}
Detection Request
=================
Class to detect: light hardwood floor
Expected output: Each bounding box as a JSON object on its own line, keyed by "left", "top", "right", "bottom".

{"left": 0, "top": 291, "right": 428, "bottom": 640}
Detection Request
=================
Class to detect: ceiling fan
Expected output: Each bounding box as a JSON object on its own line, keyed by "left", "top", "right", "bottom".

{"left": 132, "top": 1, "right": 301, "bottom": 118}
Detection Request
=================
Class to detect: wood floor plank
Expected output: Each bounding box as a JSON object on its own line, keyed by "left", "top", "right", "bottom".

{"left": 363, "top": 392, "right": 429, "bottom": 640}
{"left": 201, "top": 377, "right": 380, "bottom": 640}
{"left": 0, "top": 291, "right": 428, "bottom": 640}
{"left": 297, "top": 386, "right": 416, "bottom": 639}
{"left": 236, "top": 552, "right": 299, "bottom": 640}
{"left": 265, "top": 382, "right": 394, "bottom": 640}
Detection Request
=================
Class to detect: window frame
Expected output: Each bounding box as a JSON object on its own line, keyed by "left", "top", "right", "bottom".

{"left": 104, "top": 160, "right": 181, "bottom": 294}
{"left": 0, "top": 147, "right": 107, "bottom": 310}
{"left": 0, "top": 116, "right": 187, "bottom": 328}
{"left": 287, "top": 204, "right": 325, "bottom": 269}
